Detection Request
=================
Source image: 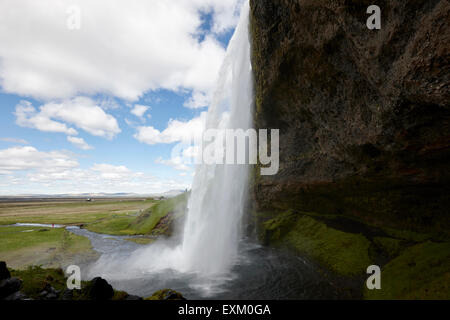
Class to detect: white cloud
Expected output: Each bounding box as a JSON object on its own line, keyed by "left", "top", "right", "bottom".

{"left": 134, "top": 112, "right": 206, "bottom": 145}
{"left": 0, "top": 146, "right": 78, "bottom": 174}
{"left": 15, "top": 101, "right": 78, "bottom": 136}
{"left": 91, "top": 163, "right": 135, "bottom": 180}
{"left": 0, "top": 0, "right": 242, "bottom": 105}
{"left": 0, "top": 145, "right": 190, "bottom": 194}
{"left": 155, "top": 156, "right": 191, "bottom": 172}
{"left": 131, "top": 104, "right": 150, "bottom": 119}
{"left": 0, "top": 137, "right": 29, "bottom": 144}
{"left": 23, "top": 165, "right": 189, "bottom": 195}
{"left": 184, "top": 91, "right": 210, "bottom": 109}
{"left": 67, "top": 136, "right": 93, "bottom": 150}
{"left": 15, "top": 97, "right": 121, "bottom": 139}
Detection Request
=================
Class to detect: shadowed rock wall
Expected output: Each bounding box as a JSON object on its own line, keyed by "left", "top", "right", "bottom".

{"left": 250, "top": 0, "right": 449, "bottom": 236}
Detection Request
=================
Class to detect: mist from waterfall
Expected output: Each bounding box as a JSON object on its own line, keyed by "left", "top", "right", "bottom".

{"left": 180, "top": 0, "right": 253, "bottom": 276}
{"left": 87, "top": 1, "right": 253, "bottom": 294}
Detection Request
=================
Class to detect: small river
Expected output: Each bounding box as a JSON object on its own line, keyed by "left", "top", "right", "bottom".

{"left": 65, "top": 226, "right": 341, "bottom": 300}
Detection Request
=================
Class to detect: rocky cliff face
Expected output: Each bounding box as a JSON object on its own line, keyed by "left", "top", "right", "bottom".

{"left": 250, "top": 0, "right": 449, "bottom": 236}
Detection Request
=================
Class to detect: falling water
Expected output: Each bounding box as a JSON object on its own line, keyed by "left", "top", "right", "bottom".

{"left": 87, "top": 1, "right": 253, "bottom": 294}
{"left": 180, "top": 0, "right": 253, "bottom": 276}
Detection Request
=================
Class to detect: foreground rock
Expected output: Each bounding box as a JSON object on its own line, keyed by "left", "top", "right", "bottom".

{"left": 0, "top": 261, "right": 11, "bottom": 280}
{"left": 0, "top": 277, "right": 23, "bottom": 300}
{"left": 145, "top": 289, "right": 186, "bottom": 300}
{"left": 0, "top": 262, "right": 184, "bottom": 301}
{"left": 86, "top": 277, "right": 114, "bottom": 300}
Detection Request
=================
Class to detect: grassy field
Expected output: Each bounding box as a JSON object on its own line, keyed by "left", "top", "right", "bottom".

{"left": 0, "top": 196, "right": 188, "bottom": 270}
{"left": 84, "top": 193, "right": 188, "bottom": 235}
{"left": 0, "top": 198, "right": 153, "bottom": 269}
{"left": 0, "top": 198, "right": 153, "bottom": 226}
{"left": 0, "top": 226, "right": 97, "bottom": 269}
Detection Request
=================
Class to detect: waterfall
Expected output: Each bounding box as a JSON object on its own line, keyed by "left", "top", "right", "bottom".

{"left": 180, "top": 0, "right": 253, "bottom": 276}
{"left": 87, "top": 1, "right": 253, "bottom": 292}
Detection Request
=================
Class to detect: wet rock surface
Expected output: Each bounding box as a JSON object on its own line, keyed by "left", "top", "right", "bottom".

{"left": 250, "top": 0, "right": 450, "bottom": 236}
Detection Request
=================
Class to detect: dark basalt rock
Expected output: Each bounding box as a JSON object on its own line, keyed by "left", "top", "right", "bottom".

{"left": 61, "top": 288, "right": 74, "bottom": 300}
{"left": 125, "top": 294, "right": 143, "bottom": 300}
{"left": 4, "top": 291, "right": 29, "bottom": 301}
{"left": 0, "top": 277, "right": 22, "bottom": 299}
{"left": 39, "top": 284, "right": 59, "bottom": 300}
{"left": 0, "top": 261, "right": 10, "bottom": 281}
{"left": 162, "top": 289, "right": 185, "bottom": 300}
{"left": 87, "top": 277, "right": 114, "bottom": 300}
{"left": 249, "top": 0, "right": 450, "bottom": 237}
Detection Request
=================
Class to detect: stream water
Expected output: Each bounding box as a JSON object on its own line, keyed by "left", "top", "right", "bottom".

{"left": 67, "top": 226, "right": 340, "bottom": 299}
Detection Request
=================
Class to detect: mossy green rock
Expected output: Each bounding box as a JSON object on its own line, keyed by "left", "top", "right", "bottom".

{"left": 262, "top": 213, "right": 372, "bottom": 276}
{"left": 364, "top": 241, "right": 450, "bottom": 299}
{"left": 145, "top": 289, "right": 186, "bottom": 300}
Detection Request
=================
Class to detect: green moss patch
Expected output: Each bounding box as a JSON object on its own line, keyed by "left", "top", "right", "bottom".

{"left": 145, "top": 289, "right": 185, "bottom": 300}
{"left": 11, "top": 266, "right": 67, "bottom": 298}
{"left": 262, "top": 213, "right": 372, "bottom": 276}
{"left": 10, "top": 265, "right": 137, "bottom": 300}
{"left": 372, "top": 237, "right": 406, "bottom": 259}
{"left": 364, "top": 241, "right": 450, "bottom": 300}
{"left": 128, "top": 193, "right": 188, "bottom": 235}
{"left": 85, "top": 214, "right": 137, "bottom": 235}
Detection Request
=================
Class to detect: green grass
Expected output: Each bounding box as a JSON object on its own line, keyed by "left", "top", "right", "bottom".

{"left": 372, "top": 236, "right": 406, "bottom": 259}
{"left": 0, "top": 196, "right": 186, "bottom": 269}
{"left": 11, "top": 266, "right": 67, "bottom": 298}
{"left": 84, "top": 214, "right": 138, "bottom": 235}
{"left": 10, "top": 265, "right": 140, "bottom": 300}
{"left": 287, "top": 216, "right": 372, "bottom": 276}
{"left": 0, "top": 212, "right": 114, "bottom": 226}
{"left": 0, "top": 199, "right": 153, "bottom": 226}
{"left": 124, "top": 237, "right": 156, "bottom": 245}
{"left": 262, "top": 212, "right": 372, "bottom": 276}
{"left": 83, "top": 194, "right": 188, "bottom": 236}
{"left": 85, "top": 193, "right": 189, "bottom": 236}
{"left": 0, "top": 226, "right": 95, "bottom": 269}
{"left": 0, "top": 227, "right": 66, "bottom": 253}
{"left": 145, "top": 289, "right": 185, "bottom": 300}
{"left": 364, "top": 241, "right": 450, "bottom": 299}
{"left": 128, "top": 193, "right": 188, "bottom": 235}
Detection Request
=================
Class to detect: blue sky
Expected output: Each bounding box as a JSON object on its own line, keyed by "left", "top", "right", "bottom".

{"left": 0, "top": 0, "right": 241, "bottom": 195}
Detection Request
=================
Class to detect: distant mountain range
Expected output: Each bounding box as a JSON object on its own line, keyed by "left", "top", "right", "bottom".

{"left": 0, "top": 189, "right": 186, "bottom": 199}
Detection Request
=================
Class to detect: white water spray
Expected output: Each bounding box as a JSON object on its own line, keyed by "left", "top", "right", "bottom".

{"left": 87, "top": 1, "right": 253, "bottom": 290}
{"left": 180, "top": 1, "right": 253, "bottom": 276}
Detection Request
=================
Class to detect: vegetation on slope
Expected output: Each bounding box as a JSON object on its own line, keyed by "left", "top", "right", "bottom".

{"left": 364, "top": 241, "right": 450, "bottom": 300}
{"left": 86, "top": 193, "right": 189, "bottom": 236}
{"left": 0, "top": 199, "right": 153, "bottom": 226}
{"left": 0, "top": 226, "right": 97, "bottom": 269}
{"left": 7, "top": 265, "right": 184, "bottom": 300}
{"left": 257, "top": 209, "right": 450, "bottom": 299}
{"left": 261, "top": 211, "right": 372, "bottom": 276}
{"left": 0, "top": 195, "right": 188, "bottom": 270}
